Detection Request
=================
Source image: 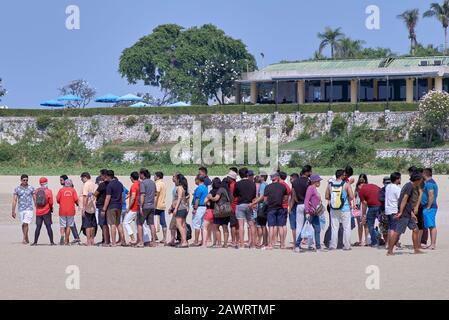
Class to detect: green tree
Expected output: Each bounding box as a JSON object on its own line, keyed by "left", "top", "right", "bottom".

{"left": 59, "top": 79, "right": 96, "bottom": 108}
{"left": 397, "top": 9, "right": 420, "bottom": 55}
{"left": 119, "top": 24, "right": 256, "bottom": 105}
{"left": 317, "top": 27, "right": 345, "bottom": 59}
{"left": 357, "top": 47, "right": 395, "bottom": 58}
{"left": 336, "top": 37, "right": 365, "bottom": 58}
{"left": 413, "top": 43, "right": 442, "bottom": 56}
{"left": 423, "top": 1, "right": 449, "bottom": 54}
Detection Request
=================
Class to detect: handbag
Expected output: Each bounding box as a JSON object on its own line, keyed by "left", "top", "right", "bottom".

{"left": 213, "top": 189, "right": 232, "bottom": 218}
{"left": 313, "top": 202, "right": 326, "bottom": 216}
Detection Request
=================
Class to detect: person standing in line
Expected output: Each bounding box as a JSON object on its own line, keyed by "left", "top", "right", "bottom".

{"left": 407, "top": 167, "right": 425, "bottom": 246}
{"left": 233, "top": 168, "right": 257, "bottom": 249}
{"left": 278, "top": 172, "right": 292, "bottom": 249}
{"left": 325, "top": 169, "right": 354, "bottom": 251}
{"left": 264, "top": 172, "right": 288, "bottom": 250}
{"left": 387, "top": 172, "right": 425, "bottom": 256}
{"left": 422, "top": 168, "right": 438, "bottom": 250}
{"left": 198, "top": 166, "right": 212, "bottom": 188}
{"left": 136, "top": 168, "right": 157, "bottom": 247}
{"left": 385, "top": 172, "right": 402, "bottom": 250}
{"left": 101, "top": 170, "right": 126, "bottom": 247}
{"left": 123, "top": 172, "right": 140, "bottom": 245}
{"left": 80, "top": 172, "right": 97, "bottom": 246}
{"left": 224, "top": 170, "right": 239, "bottom": 247}
{"left": 166, "top": 173, "right": 181, "bottom": 247}
{"left": 154, "top": 171, "right": 168, "bottom": 244}
{"left": 56, "top": 179, "right": 79, "bottom": 246}
{"left": 191, "top": 175, "right": 209, "bottom": 246}
{"left": 172, "top": 173, "right": 190, "bottom": 248}
{"left": 58, "top": 175, "right": 81, "bottom": 245}
{"left": 204, "top": 177, "right": 222, "bottom": 248}
{"left": 358, "top": 177, "right": 382, "bottom": 248}
{"left": 254, "top": 173, "right": 268, "bottom": 248}
{"left": 288, "top": 173, "right": 300, "bottom": 247}
{"left": 353, "top": 174, "right": 369, "bottom": 247}
{"left": 94, "top": 169, "right": 110, "bottom": 246}
{"left": 31, "top": 177, "right": 54, "bottom": 246}
{"left": 304, "top": 174, "right": 324, "bottom": 251}
{"left": 292, "top": 166, "right": 312, "bottom": 250}
{"left": 12, "top": 174, "right": 35, "bottom": 244}
{"left": 209, "top": 178, "right": 232, "bottom": 248}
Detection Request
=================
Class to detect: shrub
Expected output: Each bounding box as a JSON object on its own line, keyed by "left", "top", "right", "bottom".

{"left": 284, "top": 117, "right": 295, "bottom": 136}
{"left": 124, "top": 116, "right": 138, "bottom": 128}
{"left": 36, "top": 115, "right": 53, "bottom": 131}
{"left": 0, "top": 142, "right": 14, "bottom": 162}
{"left": 144, "top": 123, "right": 153, "bottom": 134}
{"left": 141, "top": 151, "right": 171, "bottom": 165}
{"left": 433, "top": 163, "right": 449, "bottom": 174}
{"left": 329, "top": 115, "right": 347, "bottom": 138}
{"left": 101, "top": 147, "right": 124, "bottom": 163}
{"left": 89, "top": 119, "right": 99, "bottom": 137}
{"left": 374, "top": 157, "right": 423, "bottom": 173}
{"left": 149, "top": 130, "right": 160, "bottom": 144}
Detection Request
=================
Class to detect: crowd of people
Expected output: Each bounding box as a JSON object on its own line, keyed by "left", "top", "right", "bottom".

{"left": 11, "top": 165, "right": 439, "bottom": 255}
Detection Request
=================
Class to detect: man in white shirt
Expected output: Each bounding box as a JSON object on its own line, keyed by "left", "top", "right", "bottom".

{"left": 385, "top": 172, "right": 402, "bottom": 248}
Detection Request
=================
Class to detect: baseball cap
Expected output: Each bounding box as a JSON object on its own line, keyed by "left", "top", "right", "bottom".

{"left": 64, "top": 179, "right": 74, "bottom": 187}
{"left": 39, "top": 177, "right": 48, "bottom": 184}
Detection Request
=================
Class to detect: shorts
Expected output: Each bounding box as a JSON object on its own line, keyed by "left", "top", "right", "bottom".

{"left": 60, "top": 216, "right": 75, "bottom": 228}
{"left": 96, "top": 208, "right": 108, "bottom": 226}
{"left": 236, "top": 204, "right": 254, "bottom": 222}
{"left": 423, "top": 208, "right": 437, "bottom": 229}
{"left": 19, "top": 210, "right": 33, "bottom": 225}
{"left": 192, "top": 206, "right": 206, "bottom": 230}
{"left": 416, "top": 206, "right": 424, "bottom": 230}
{"left": 386, "top": 214, "right": 398, "bottom": 231}
{"left": 256, "top": 216, "right": 267, "bottom": 227}
{"left": 107, "top": 208, "right": 122, "bottom": 226}
{"left": 175, "top": 209, "right": 188, "bottom": 219}
{"left": 267, "top": 208, "right": 288, "bottom": 227}
{"left": 289, "top": 204, "right": 297, "bottom": 230}
{"left": 204, "top": 209, "right": 215, "bottom": 222}
{"left": 229, "top": 215, "right": 239, "bottom": 228}
{"left": 395, "top": 216, "right": 418, "bottom": 235}
{"left": 137, "top": 208, "right": 155, "bottom": 226}
{"left": 82, "top": 212, "right": 97, "bottom": 229}
{"left": 214, "top": 216, "right": 230, "bottom": 226}
{"left": 154, "top": 209, "right": 167, "bottom": 229}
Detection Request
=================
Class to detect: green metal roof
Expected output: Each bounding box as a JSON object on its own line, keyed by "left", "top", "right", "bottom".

{"left": 262, "top": 56, "right": 449, "bottom": 72}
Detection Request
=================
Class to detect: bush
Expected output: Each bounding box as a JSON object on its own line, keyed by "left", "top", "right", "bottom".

{"left": 0, "top": 142, "right": 14, "bottom": 162}
{"left": 374, "top": 157, "right": 423, "bottom": 173}
{"left": 329, "top": 115, "right": 347, "bottom": 138}
{"left": 101, "top": 147, "right": 124, "bottom": 163}
{"left": 144, "top": 123, "right": 153, "bottom": 134}
{"left": 124, "top": 116, "right": 138, "bottom": 128}
{"left": 149, "top": 130, "right": 160, "bottom": 144}
{"left": 141, "top": 151, "right": 171, "bottom": 165}
{"left": 433, "top": 163, "right": 449, "bottom": 174}
{"left": 36, "top": 115, "right": 53, "bottom": 131}
{"left": 284, "top": 117, "right": 295, "bottom": 136}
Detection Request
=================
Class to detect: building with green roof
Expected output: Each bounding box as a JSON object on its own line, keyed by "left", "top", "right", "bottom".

{"left": 235, "top": 56, "right": 449, "bottom": 105}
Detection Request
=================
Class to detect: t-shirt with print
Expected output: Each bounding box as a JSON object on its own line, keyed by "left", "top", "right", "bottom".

{"left": 106, "top": 179, "right": 124, "bottom": 210}
{"left": 385, "top": 183, "right": 401, "bottom": 215}
{"left": 14, "top": 185, "right": 35, "bottom": 212}
{"left": 423, "top": 179, "right": 438, "bottom": 209}
{"left": 398, "top": 182, "right": 414, "bottom": 218}
{"left": 96, "top": 181, "right": 109, "bottom": 209}
{"left": 264, "top": 182, "right": 287, "bottom": 210}
{"left": 292, "top": 177, "right": 309, "bottom": 205}
{"left": 129, "top": 181, "right": 140, "bottom": 212}
{"left": 82, "top": 180, "right": 97, "bottom": 214}
{"left": 233, "top": 179, "right": 256, "bottom": 205}
{"left": 155, "top": 179, "right": 166, "bottom": 210}
{"left": 57, "top": 187, "right": 79, "bottom": 216}
{"left": 139, "top": 178, "right": 156, "bottom": 210}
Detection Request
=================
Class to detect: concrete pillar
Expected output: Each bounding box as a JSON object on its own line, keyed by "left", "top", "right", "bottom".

{"left": 427, "top": 78, "right": 433, "bottom": 90}
{"left": 435, "top": 76, "right": 443, "bottom": 91}
{"left": 373, "top": 80, "right": 379, "bottom": 100}
{"left": 296, "top": 80, "right": 305, "bottom": 104}
{"left": 250, "top": 81, "right": 257, "bottom": 104}
{"left": 406, "top": 78, "right": 414, "bottom": 103}
{"left": 320, "top": 80, "right": 326, "bottom": 101}
{"left": 350, "top": 79, "right": 358, "bottom": 104}
{"left": 235, "top": 83, "right": 241, "bottom": 104}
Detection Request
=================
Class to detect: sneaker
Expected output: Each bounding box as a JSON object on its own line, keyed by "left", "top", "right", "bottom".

{"left": 71, "top": 239, "right": 81, "bottom": 245}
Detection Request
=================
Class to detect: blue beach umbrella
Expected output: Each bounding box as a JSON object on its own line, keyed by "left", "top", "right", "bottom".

{"left": 116, "top": 94, "right": 144, "bottom": 102}
{"left": 95, "top": 94, "right": 119, "bottom": 103}
{"left": 57, "top": 94, "right": 82, "bottom": 102}
{"left": 40, "top": 100, "right": 65, "bottom": 107}
{"left": 168, "top": 101, "right": 191, "bottom": 107}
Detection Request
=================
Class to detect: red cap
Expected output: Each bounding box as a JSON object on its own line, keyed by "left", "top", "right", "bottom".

{"left": 39, "top": 177, "right": 48, "bottom": 184}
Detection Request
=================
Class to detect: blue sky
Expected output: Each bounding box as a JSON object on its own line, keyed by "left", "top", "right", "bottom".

{"left": 0, "top": 0, "right": 446, "bottom": 107}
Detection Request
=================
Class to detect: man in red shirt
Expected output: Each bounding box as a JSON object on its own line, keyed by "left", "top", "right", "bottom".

{"left": 359, "top": 182, "right": 382, "bottom": 247}
{"left": 57, "top": 179, "right": 79, "bottom": 245}
{"left": 31, "top": 177, "right": 54, "bottom": 246}
{"left": 124, "top": 172, "right": 140, "bottom": 245}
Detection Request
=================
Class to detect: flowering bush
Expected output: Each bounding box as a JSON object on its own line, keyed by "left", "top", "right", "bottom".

{"left": 410, "top": 90, "right": 449, "bottom": 146}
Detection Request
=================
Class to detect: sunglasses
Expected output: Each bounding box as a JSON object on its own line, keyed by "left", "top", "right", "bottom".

{"left": 21, "top": 179, "right": 28, "bottom": 182}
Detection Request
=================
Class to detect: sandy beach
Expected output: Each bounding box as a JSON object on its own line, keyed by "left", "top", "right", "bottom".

{"left": 1, "top": 175, "right": 448, "bottom": 300}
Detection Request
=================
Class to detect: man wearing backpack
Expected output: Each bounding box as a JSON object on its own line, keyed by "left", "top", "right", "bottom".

{"left": 31, "top": 177, "right": 55, "bottom": 246}
{"left": 325, "top": 169, "right": 354, "bottom": 250}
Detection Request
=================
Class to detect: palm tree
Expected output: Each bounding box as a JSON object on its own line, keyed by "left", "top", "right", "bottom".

{"left": 336, "top": 37, "right": 366, "bottom": 58}
{"left": 317, "top": 27, "right": 345, "bottom": 59}
{"left": 397, "top": 9, "right": 420, "bottom": 55}
{"left": 423, "top": 0, "right": 449, "bottom": 54}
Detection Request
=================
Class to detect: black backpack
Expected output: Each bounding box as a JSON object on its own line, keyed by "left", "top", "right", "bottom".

{"left": 36, "top": 188, "right": 47, "bottom": 208}
{"left": 176, "top": 223, "right": 192, "bottom": 241}
{"left": 378, "top": 186, "right": 386, "bottom": 211}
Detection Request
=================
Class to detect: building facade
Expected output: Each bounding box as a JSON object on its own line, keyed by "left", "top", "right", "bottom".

{"left": 236, "top": 56, "right": 449, "bottom": 104}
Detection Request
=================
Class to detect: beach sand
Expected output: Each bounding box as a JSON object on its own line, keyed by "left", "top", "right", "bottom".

{"left": 1, "top": 175, "right": 448, "bottom": 300}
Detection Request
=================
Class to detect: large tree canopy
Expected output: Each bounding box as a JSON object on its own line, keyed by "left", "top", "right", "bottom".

{"left": 119, "top": 24, "right": 257, "bottom": 105}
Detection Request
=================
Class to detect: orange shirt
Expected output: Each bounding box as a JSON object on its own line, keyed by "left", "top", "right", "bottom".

{"left": 35, "top": 188, "right": 54, "bottom": 216}
{"left": 280, "top": 180, "right": 291, "bottom": 209}
{"left": 56, "top": 187, "right": 79, "bottom": 216}
{"left": 129, "top": 181, "right": 140, "bottom": 212}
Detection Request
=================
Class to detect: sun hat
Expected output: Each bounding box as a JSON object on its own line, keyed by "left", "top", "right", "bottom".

{"left": 39, "top": 177, "right": 48, "bottom": 184}
{"left": 310, "top": 174, "right": 323, "bottom": 183}
{"left": 227, "top": 171, "right": 237, "bottom": 180}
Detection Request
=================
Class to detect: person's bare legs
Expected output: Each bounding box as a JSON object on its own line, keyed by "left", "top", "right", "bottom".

{"left": 202, "top": 221, "right": 211, "bottom": 247}
{"left": 64, "top": 227, "right": 70, "bottom": 245}
{"left": 268, "top": 226, "right": 277, "bottom": 249}
{"left": 222, "top": 225, "right": 229, "bottom": 247}
{"left": 280, "top": 225, "right": 287, "bottom": 249}
{"left": 110, "top": 225, "right": 118, "bottom": 246}
{"left": 387, "top": 231, "right": 400, "bottom": 255}
{"left": 136, "top": 224, "right": 144, "bottom": 247}
{"left": 118, "top": 224, "right": 126, "bottom": 245}
{"left": 176, "top": 217, "right": 188, "bottom": 246}
{"left": 102, "top": 225, "right": 110, "bottom": 246}
{"left": 429, "top": 227, "right": 437, "bottom": 250}
{"left": 412, "top": 228, "right": 424, "bottom": 254}
{"left": 238, "top": 219, "right": 245, "bottom": 248}
{"left": 149, "top": 224, "right": 157, "bottom": 246}
{"left": 22, "top": 223, "right": 29, "bottom": 244}
{"left": 248, "top": 220, "right": 257, "bottom": 248}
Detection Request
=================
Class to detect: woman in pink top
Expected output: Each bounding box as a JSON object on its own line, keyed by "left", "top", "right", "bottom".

{"left": 304, "top": 174, "right": 323, "bottom": 250}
